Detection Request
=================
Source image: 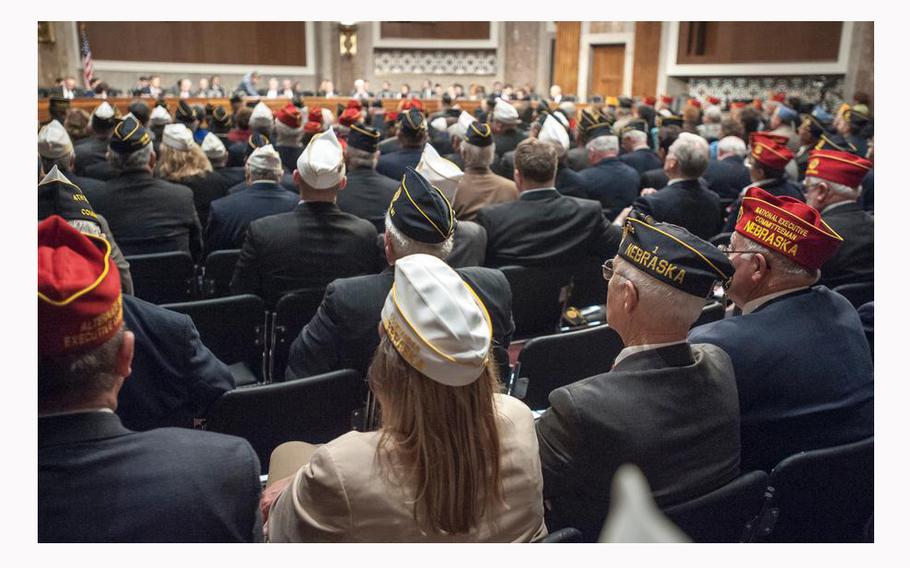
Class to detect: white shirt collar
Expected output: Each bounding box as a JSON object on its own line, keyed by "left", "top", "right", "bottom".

{"left": 739, "top": 178, "right": 772, "bottom": 196}
{"left": 613, "top": 340, "right": 688, "bottom": 367}
{"left": 39, "top": 407, "right": 114, "bottom": 419}
{"left": 520, "top": 187, "right": 558, "bottom": 198}
{"left": 741, "top": 285, "right": 811, "bottom": 315}
{"left": 667, "top": 177, "right": 696, "bottom": 186}
{"left": 822, "top": 200, "right": 854, "bottom": 214}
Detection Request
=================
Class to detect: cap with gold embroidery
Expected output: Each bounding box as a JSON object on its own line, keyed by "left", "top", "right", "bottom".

{"left": 804, "top": 149, "right": 872, "bottom": 188}
{"left": 38, "top": 215, "right": 123, "bottom": 356}
{"left": 619, "top": 215, "right": 734, "bottom": 298}
{"left": 398, "top": 107, "right": 427, "bottom": 134}
{"left": 800, "top": 112, "right": 831, "bottom": 138}
{"left": 297, "top": 127, "right": 346, "bottom": 189}
{"left": 339, "top": 107, "right": 362, "bottom": 127}
{"left": 734, "top": 186, "right": 843, "bottom": 271}
{"left": 749, "top": 132, "right": 793, "bottom": 170}
{"left": 347, "top": 123, "right": 381, "bottom": 153}
{"left": 275, "top": 103, "right": 303, "bottom": 129}
{"left": 814, "top": 132, "right": 859, "bottom": 154}
{"left": 245, "top": 132, "right": 270, "bottom": 160}
{"left": 210, "top": 106, "right": 231, "bottom": 131}
{"left": 380, "top": 253, "right": 491, "bottom": 386}
{"left": 416, "top": 144, "right": 463, "bottom": 204}
{"left": 38, "top": 166, "right": 99, "bottom": 225}
{"left": 389, "top": 167, "right": 456, "bottom": 244}
{"left": 464, "top": 120, "right": 493, "bottom": 147}
{"left": 109, "top": 116, "right": 151, "bottom": 154}
{"left": 175, "top": 100, "right": 198, "bottom": 125}
{"left": 38, "top": 120, "right": 74, "bottom": 159}
{"left": 659, "top": 114, "right": 684, "bottom": 128}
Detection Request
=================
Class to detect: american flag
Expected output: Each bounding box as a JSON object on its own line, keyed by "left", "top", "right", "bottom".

{"left": 79, "top": 23, "right": 93, "bottom": 89}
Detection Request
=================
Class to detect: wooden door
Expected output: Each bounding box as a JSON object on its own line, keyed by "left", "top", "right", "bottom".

{"left": 589, "top": 44, "right": 625, "bottom": 98}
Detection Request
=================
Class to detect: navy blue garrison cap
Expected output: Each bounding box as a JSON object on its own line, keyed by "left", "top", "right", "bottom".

{"left": 388, "top": 167, "right": 456, "bottom": 244}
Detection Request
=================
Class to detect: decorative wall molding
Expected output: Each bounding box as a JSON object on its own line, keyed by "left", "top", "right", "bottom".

{"left": 686, "top": 76, "right": 846, "bottom": 106}
{"left": 373, "top": 49, "right": 497, "bottom": 75}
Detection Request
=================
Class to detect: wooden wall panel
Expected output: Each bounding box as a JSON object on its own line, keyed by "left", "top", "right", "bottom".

{"left": 83, "top": 22, "right": 308, "bottom": 66}
{"left": 677, "top": 22, "right": 841, "bottom": 64}
{"left": 589, "top": 45, "right": 625, "bottom": 98}
{"left": 632, "top": 21, "right": 661, "bottom": 97}
{"left": 554, "top": 22, "right": 581, "bottom": 96}
{"left": 380, "top": 22, "right": 490, "bottom": 40}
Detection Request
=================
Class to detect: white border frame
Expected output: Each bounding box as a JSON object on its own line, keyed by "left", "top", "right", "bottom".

{"left": 576, "top": 22, "right": 635, "bottom": 101}
{"left": 664, "top": 21, "right": 853, "bottom": 77}
{"left": 93, "top": 21, "right": 316, "bottom": 76}
{"left": 371, "top": 21, "right": 500, "bottom": 49}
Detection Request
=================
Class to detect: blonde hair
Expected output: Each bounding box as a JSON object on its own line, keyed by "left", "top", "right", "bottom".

{"left": 368, "top": 336, "right": 504, "bottom": 535}
{"left": 156, "top": 143, "right": 212, "bottom": 181}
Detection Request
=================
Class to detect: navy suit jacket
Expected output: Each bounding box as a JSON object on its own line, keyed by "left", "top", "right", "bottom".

{"left": 689, "top": 287, "right": 874, "bottom": 471}
{"left": 819, "top": 202, "right": 874, "bottom": 288}
{"left": 577, "top": 157, "right": 641, "bottom": 220}
{"left": 632, "top": 178, "right": 723, "bottom": 240}
{"left": 376, "top": 146, "right": 424, "bottom": 181}
{"left": 722, "top": 178, "right": 804, "bottom": 232}
{"left": 702, "top": 156, "right": 752, "bottom": 200}
{"left": 204, "top": 181, "right": 298, "bottom": 255}
{"left": 117, "top": 294, "right": 235, "bottom": 431}
{"left": 619, "top": 148, "right": 663, "bottom": 175}
{"left": 39, "top": 412, "right": 261, "bottom": 542}
{"left": 335, "top": 167, "right": 400, "bottom": 233}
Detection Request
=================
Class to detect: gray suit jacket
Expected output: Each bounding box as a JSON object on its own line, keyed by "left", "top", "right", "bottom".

{"left": 535, "top": 342, "right": 741, "bottom": 541}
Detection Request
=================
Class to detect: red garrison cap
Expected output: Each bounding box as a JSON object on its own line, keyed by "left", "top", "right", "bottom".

{"left": 275, "top": 103, "right": 303, "bottom": 128}
{"left": 339, "top": 107, "right": 361, "bottom": 127}
{"left": 730, "top": 102, "right": 746, "bottom": 110}
{"left": 642, "top": 96, "right": 657, "bottom": 106}
{"left": 687, "top": 98, "right": 702, "bottom": 108}
{"left": 805, "top": 149, "right": 873, "bottom": 188}
{"left": 38, "top": 215, "right": 123, "bottom": 356}
{"left": 750, "top": 132, "right": 794, "bottom": 170}
{"left": 707, "top": 96, "right": 721, "bottom": 106}
{"left": 771, "top": 92, "right": 787, "bottom": 103}
{"left": 401, "top": 99, "right": 423, "bottom": 111}
{"left": 346, "top": 99, "right": 363, "bottom": 110}
{"left": 660, "top": 95, "right": 673, "bottom": 105}
{"left": 735, "top": 187, "right": 842, "bottom": 270}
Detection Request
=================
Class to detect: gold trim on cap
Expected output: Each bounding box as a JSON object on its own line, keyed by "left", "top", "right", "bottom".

{"left": 626, "top": 218, "right": 729, "bottom": 280}
{"left": 37, "top": 232, "right": 113, "bottom": 307}
{"left": 740, "top": 195, "right": 843, "bottom": 241}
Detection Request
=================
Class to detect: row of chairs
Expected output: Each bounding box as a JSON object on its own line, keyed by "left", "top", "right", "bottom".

{"left": 125, "top": 249, "right": 241, "bottom": 304}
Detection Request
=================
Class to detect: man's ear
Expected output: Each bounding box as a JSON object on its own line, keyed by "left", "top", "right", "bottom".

{"left": 338, "top": 175, "right": 347, "bottom": 191}
{"left": 751, "top": 253, "right": 771, "bottom": 283}
{"left": 115, "top": 330, "right": 135, "bottom": 379}
{"left": 148, "top": 150, "right": 157, "bottom": 170}
{"left": 815, "top": 181, "right": 831, "bottom": 203}
{"left": 622, "top": 279, "right": 639, "bottom": 313}
{"left": 292, "top": 169, "right": 301, "bottom": 186}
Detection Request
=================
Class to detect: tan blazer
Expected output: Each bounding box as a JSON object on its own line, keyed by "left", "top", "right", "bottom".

{"left": 267, "top": 394, "right": 547, "bottom": 542}
{"left": 454, "top": 168, "right": 519, "bottom": 221}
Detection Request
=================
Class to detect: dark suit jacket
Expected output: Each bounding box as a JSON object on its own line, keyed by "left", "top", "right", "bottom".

{"left": 204, "top": 181, "right": 298, "bottom": 255}
{"left": 449, "top": 219, "right": 487, "bottom": 268}
{"left": 577, "top": 157, "right": 641, "bottom": 220}
{"left": 230, "top": 202, "right": 380, "bottom": 304}
{"left": 39, "top": 412, "right": 261, "bottom": 542}
{"left": 619, "top": 148, "right": 663, "bottom": 175}
{"left": 73, "top": 136, "right": 110, "bottom": 175}
{"left": 179, "top": 171, "right": 235, "bottom": 229}
{"left": 116, "top": 294, "right": 235, "bottom": 431}
{"left": 216, "top": 166, "right": 246, "bottom": 188}
{"left": 493, "top": 128, "right": 526, "bottom": 157}
{"left": 536, "top": 343, "right": 741, "bottom": 541}
{"left": 335, "top": 167, "right": 400, "bottom": 233}
{"left": 632, "top": 178, "right": 723, "bottom": 240}
{"left": 286, "top": 265, "right": 514, "bottom": 381}
{"left": 276, "top": 145, "right": 303, "bottom": 173}
{"left": 66, "top": 172, "right": 105, "bottom": 194}
{"left": 227, "top": 174, "right": 296, "bottom": 195}
{"left": 89, "top": 170, "right": 203, "bottom": 259}
{"left": 689, "top": 287, "right": 874, "bottom": 471}
{"left": 82, "top": 160, "right": 119, "bottom": 181}
{"left": 474, "top": 188, "right": 622, "bottom": 268}
{"left": 860, "top": 169, "right": 874, "bottom": 212}
{"left": 702, "top": 156, "right": 752, "bottom": 200}
{"left": 721, "top": 178, "right": 805, "bottom": 233}
{"left": 376, "top": 146, "right": 424, "bottom": 181}
{"left": 640, "top": 167, "right": 669, "bottom": 191}
{"left": 378, "top": 137, "right": 400, "bottom": 155}
{"left": 443, "top": 151, "right": 464, "bottom": 170}
{"left": 555, "top": 162, "right": 588, "bottom": 198}
{"left": 819, "top": 202, "right": 874, "bottom": 288}
{"left": 566, "top": 146, "right": 590, "bottom": 172}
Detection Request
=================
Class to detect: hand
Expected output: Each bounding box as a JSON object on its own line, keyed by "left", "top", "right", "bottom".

{"left": 259, "top": 475, "right": 295, "bottom": 527}
{"left": 613, "top": 206, "right": 633, "bottom": 226}
{"left": 640, "top": 187, "right": 658, "bottom": 196}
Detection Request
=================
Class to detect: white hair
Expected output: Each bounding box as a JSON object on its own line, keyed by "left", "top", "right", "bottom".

{"left": 246, "top": 162, "right": 283, "bottom": 183}
{"left": 704, "top": 105, "right": 723, "bottom": 123}
{"left": 586, "top": 135, "right": 619, "bottom": 155}
{"left": 805, "top": 175, "right": 860, "bottom": 200}
{"left": 614, "top": 257, "right": 705, "bottom": 329}
{"left": 108, "top": 144, "right": 153, "bottom": 172}
{"left": 717, "top": 136, "right": 747, "bottom": 159}
{"left": 668, "top": 132, "right": 709, "bottom": 178}
{"left": 735, "top": 234, "right": 819, "bottom": 280}
{"left": 461, "top": 142, "right": 496, "bottom": 168}
{"left": 622, "top": 129, "right": 648, "bottom": 146}
{"left": 346, "top": 146, "right": 379, "bottom": 169}
{"left": 385, "top": 213, "right": 454, "bottom": 260}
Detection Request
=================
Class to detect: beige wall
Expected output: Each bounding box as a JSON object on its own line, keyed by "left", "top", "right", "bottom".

{"left": 38, "top": 22, "right": 79, "bottom": 87}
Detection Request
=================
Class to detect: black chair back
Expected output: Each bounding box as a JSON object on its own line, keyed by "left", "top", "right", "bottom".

{"left": 536, "top": 527, "right": 584, "bottom": 543}
{"left": 691, "top": 301, "right": 725, "bottom": 329}
{"left": 662, "top": 471, "right": 769, "bottom": 542}
{"left": 765, "top": 437, "right": 874, "bottom": 542}
{"left": 567, "top": 257, "right": 607, "bottom": 309}
{"left": 205, "top": 369, "right": 364, "bottom": 472}
{"left": 833, "top": 281, "right": 874, "bottom": 309}
{"left": 708, "top": 232, "right": 732, "bottom": 247}
{"left": 125, "top": 251, "right": 196, "bottom": 304}
{"left": 269, "top": 288, "right": 327, "bottom": 382}
{"left": 162, "top": 294, "right": 268, "bottom": 383}
{"left": 513, "top": 324, "right": 624, "bottom": 410}
{"left": 202, "top": 249, "right": 241, "bottom": 298}
{"left": 499, "top": 265, "right": 573, "bottom": 340}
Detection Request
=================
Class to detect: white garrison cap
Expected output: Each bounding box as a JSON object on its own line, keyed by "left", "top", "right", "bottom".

{"left": 149, "top": 105, "right": 172, "bottom": 126}
{"left": 416, "top": 143, "right": 463, "bottom": 203}
{"left": 40, "top": 164, "right": 74, "bottom": 186}
{"left": 446, "top": 110, "right": 475, "bottom": 140}
{"left": 599, "top": 464, "right": 690, "bottom": 543}
{"left": 201, "top": 132, "right": 227, "bottom": 161}
{"left": 250, "top": 101, "right": 274, "bottom": 129}
{"left": 558, "top": 101, "right": 576, "bottom": 117}
{"left": 381, "top": 254, "right": 492, "bottom": 386}
{"left": 92, "top": 101, "right": 115, "bottom": 121}
{"left": 430, "top": 116, "right": 448, "bottom": 132}
{"left": 246, "top": 144, "right": 282, "bottom": 171}
{"left": 539, "top": 114, "right": 570, "bottom": 156}
{"left": 162, "top": 123, "right": 195, "bottom": 151}
{"left": 38, "top": 120, "right": 74, "bottom": 159}
{"left": 320, "top": 107, "right": 335, "bottom": 126}
{"left": 493, "top": 97, "right": 520, "bottom": 124}
{"left": 296, "top": 128, "right": 346, "bottom": 189}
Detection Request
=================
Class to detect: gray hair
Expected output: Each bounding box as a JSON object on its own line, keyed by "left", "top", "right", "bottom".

{"left": 385, "top": 213, "right": 454, "bottom": 260}
{"left": 614, "top": 257, "right": 705, "bottom": 328}
{"left": 622, "top": 129, "right": 648, "bottom": 146}
{"left": 346, "top": 146, "right": 378, "bottom": 170}
{"left": 461, "top": 142, "right": 496, "bottom": 168}
{"left": 108, "top": 144, "right": 153, "bottom": 172}
{"left": 586, "top": 135, "right": 619, "bottom": 155}
{"left": 668, "top": 132, "right": 709, "bottom": 178}
{"left": 247, "top": 163, "right": 283, "bottom": 183}
{"left": 735, "top": 233, "right": 819, "bottom": 280}
{"left": 716, "top": 136, "right": 747, "bottom": 159}
{"left": 805, "top": 175, "right": 860, "bottom": 200}
{"left": 704, "top": 105, "right": 723, "bottom": 124}
{"left": 67, "top": 219, "right": 103, "bottom": 236}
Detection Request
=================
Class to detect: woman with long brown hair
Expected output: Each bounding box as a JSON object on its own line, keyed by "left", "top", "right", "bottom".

{"left": 263, "top": 254, "right": 546, "bottom": 542}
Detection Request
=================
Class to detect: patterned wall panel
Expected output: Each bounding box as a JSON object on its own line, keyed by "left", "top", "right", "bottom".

{"left": 374, "top": 49, "right": 497, "bottom": 75}
{"left": 686, "top": 76, "right": 846, "bottom": 107}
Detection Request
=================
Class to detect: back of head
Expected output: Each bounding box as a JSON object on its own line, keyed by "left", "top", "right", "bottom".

{"left": 514, "top": 138, "right": 557, "bottom": 186}
{"left": 717, "top": 135, "right": 747, "bottom": 159}
{"left": 668, "top": 132, "right": 709, "bottom": 178}
{"left": 234, "top": 107, "right": 253, "bottom": 130}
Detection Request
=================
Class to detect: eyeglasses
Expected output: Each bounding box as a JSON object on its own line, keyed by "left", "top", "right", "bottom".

{"left": 717, "top": 244, "right": 755, "bottom": 256}
{"left": 602, "top": 259, "right": 630, "bottom": 283}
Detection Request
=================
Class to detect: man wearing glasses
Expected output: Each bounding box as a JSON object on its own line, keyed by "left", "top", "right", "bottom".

{"left": 536, "top": 215, "right": 739, "bottom": 542}
{"left": 689, "top": 186, "right": 873, "bottom": 472}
